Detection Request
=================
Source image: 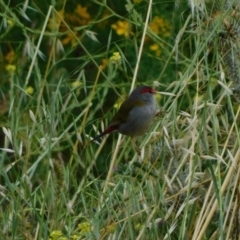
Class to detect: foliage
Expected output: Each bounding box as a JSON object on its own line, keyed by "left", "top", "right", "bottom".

{"left": 0, "top": 0, "right": 240, "bottom": 239}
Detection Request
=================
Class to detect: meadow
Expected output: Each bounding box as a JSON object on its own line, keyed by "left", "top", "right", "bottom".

{"left": 0, "top": 0, "right": 240, "bottom": 239}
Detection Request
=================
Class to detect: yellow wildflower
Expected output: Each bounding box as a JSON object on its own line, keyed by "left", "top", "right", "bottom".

{"left": 78, "top": 222, "right": 92, "bottom": 234}
{"left": 112, "top": 21, "right": 130, "bottom": 37}
{"left": 149, "top": 16, "right": 171, "bottom": 37}
{"left": 109, "top": 52, "right": 121, "bottom": 65}
{"left": 61, "top": 31, "right": 77, "bottom": 46}
{"left": 149, "top": 43, "right": 161, "bottom": 56}
{"left": 49, "top": 230, "right": 63, "bottom": 240}
{"left": 5, "top": 64, "right": 16, "bottom": 73}
{"left": 76, "top": 4, "right": 90, "bottom": 19}
{"left": 101, "top": 58, "right": 108, "bottom": 69}
{"left": 25, "top": 86, "right": 34, "bottom": 95}
{"left": 49, "top": 5, "right": 91, "bottom": 46}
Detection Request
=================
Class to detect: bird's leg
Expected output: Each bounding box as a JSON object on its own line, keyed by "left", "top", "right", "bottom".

{"left": 131, "top": 137, "right": 141, "bottom": 155}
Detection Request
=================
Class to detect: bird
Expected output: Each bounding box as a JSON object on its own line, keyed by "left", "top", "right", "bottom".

{"left": 91, "top": 86, "right": 157, "bottom": 155}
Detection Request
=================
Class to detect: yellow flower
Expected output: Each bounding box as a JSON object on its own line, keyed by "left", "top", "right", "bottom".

{"left": 149, "top": 43, "right": 161, "bottom": 56}
{"left": 109, "top": 52, "right": 121, "bottom": 65}
{"left": 76, "top": 4, "right": 90, "bottom": 19}
{"left": 25, "top": 86, "right": 34, "bottom": 95}
{"left": 49, "top": 230, "right": 63, "bottom": 240}
{"left": 78, "top": 222, "right": 91, "bottom": 234}
{"left": 61, "top": 31, "right": 77, "bottom": 46}
{"left": 101, "top": 58, "right": 108, "bottom": 69}
{"left": 149, "top": 16, "right": 171, "bottom": 37}
{"left": 133, "top": 0, "right": 142, "bottom": 3}
{"left": 112, "top": 21, "right": 130, "bottom": 37}
{"left": 5, "top": 64, "right": 16, "bottom": 73}
{"left": 49, "top": 5, "right": 91, "bottom": 46}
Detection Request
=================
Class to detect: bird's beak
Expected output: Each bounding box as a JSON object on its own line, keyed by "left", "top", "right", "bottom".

{"left": 152, "top": 89, "right": 157, "bottom": 94}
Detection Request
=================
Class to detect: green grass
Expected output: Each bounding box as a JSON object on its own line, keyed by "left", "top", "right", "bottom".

{"left": 1, "top": 0, "right": 240, "bottom": 239}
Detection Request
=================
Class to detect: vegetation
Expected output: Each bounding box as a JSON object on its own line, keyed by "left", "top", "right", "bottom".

{"left": 0, "top": 0, "right": 240, "bottom": 239}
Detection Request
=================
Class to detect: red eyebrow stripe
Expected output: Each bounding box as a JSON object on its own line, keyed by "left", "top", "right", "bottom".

{"left": 140, "top": 87, "right": 156, "bottom": 94}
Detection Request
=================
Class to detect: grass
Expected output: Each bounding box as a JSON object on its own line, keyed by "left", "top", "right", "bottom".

{"left": 1, "top": 0, "right": 240, "bottom": 239}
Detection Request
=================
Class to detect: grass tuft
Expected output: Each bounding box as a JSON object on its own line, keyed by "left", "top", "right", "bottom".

{"left": 1, "top": 0, "right": 240, "bottom": 239}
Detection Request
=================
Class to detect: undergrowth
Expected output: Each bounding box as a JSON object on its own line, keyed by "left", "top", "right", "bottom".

{"left": 0, "top": 0, "right": 240, "bottom": 239}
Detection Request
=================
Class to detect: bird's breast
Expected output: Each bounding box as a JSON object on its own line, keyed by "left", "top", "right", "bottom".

{"left": 118, "top": 102, "right": 156, "bottom": 136}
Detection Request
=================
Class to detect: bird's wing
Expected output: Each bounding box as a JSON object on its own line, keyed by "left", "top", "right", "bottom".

{"left": 110, "top": 99, "right": 145, "bottom": 126}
